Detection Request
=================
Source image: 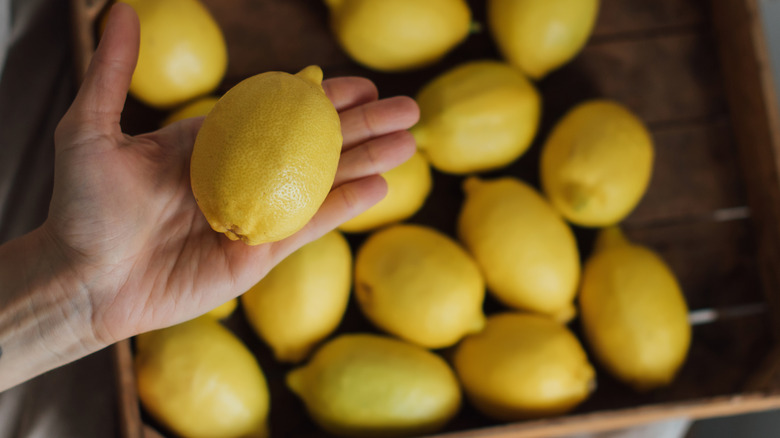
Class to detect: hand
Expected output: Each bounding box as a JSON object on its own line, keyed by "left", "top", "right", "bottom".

{"left": 44, "top": 4, "right": 418, "bottom": 346}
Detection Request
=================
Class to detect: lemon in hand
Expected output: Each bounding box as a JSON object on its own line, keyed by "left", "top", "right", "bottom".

{"left": 287, "top": 334, "right": 461, "bottom": 437}
{"left": 325, "top": 0, "right": 471, "bottom": 72}
{"left": 120, "top": 0, "right": 227, "bottom": 108}
{"left": 488, "top": 0, "right": 599, "bottom": 79}
{"left": 355, "top": 224, "right": 485, "bottom": 349}
{"left": 413, "top": 61, "right": 541, "bottom": 174}
{"left": 135, "top": 317, "right": 269, "bottom": 438}
{"left": 458, "top": 177, "right": 580, "bottom": 321}
{"left": 191, "top": 66, "right": 342, "bottom": 245}
{"left": 340, "top": 151, "right": 432, "bottom": 233}
{"left": 580, "top": 227, "right": 691, "bottom": 391}
{"left": 242, "top": 231, "right": 352, "bottom": 363}
{"left": 454, "top": 313, "right": 595, "bottom": 420}
{"left": 541, "top": 100, "right": 654, "bottom": 227}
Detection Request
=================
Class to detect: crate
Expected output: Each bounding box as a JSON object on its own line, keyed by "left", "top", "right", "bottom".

{"left": 70, "top": 0, "right": 780, "bottom": 437}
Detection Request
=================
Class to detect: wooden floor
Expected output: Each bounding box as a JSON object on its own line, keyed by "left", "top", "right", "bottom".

{"left": 115, "top": 0, "right": 776, "bottom": 436}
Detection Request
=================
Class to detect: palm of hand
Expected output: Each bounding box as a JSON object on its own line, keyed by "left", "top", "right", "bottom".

{"left": 45, "top": 4, "right": 418, "bottom": 344}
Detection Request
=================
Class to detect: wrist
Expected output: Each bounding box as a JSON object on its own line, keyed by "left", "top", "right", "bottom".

{"left": 0, "top": 226, "right": 105, "bottom": 391}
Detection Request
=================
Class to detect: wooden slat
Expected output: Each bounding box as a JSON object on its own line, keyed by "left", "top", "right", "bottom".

{"left": 114, "top": 339, "right": 143, "bottom": 438}
{"left": 593, "top": 0, "right": 708, "bottom": 37}
{"left": 712, "top": 0, "right": 780, "bottom": 340}
{"left": 627, "top": 120, "right": 748, "bottom": 225}
{"left": 430, "top": 393, "right": 780, "bottom": 438}
{"left": 543, "top": 33, "right": 729, "bottom": 125}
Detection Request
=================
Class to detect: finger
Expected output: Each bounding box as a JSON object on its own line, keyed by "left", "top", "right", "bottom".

{"left": 66, "top": 3, "right": 140, "bottom": 132}
{"left": 340, "top": 96, "right": 420, "bottom": 150}
{"left": 269, "top": 175, "right": 387, "bottom": 262}
{"left": 332, "top": 130, "right": 416, "bottom": 187}
{"left": 323, "top": 77, "right": 379, "bottom": 112}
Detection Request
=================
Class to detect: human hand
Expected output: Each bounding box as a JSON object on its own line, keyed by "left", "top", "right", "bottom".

{"left": 43, "top": 4, "right": 418, "bottom": 347}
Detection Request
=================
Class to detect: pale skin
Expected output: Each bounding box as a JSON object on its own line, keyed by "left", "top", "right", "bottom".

{"left": 0, "top": 4, "right": 419, "bottom": 391}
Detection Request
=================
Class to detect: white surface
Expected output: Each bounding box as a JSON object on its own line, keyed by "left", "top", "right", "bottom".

{"left": 760, "top": 0, "right": 780, "bottom": 107}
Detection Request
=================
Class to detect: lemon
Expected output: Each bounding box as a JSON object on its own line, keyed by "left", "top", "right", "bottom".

{"left": 541, "top": 100, "right": 654, "bottom": 227}
{"left": 206, "top": 298, "right": 237, "bottom": 320}
{"left": 135, "top": 317, "right": 269, "bottom": 438}
{"left": 191, "top": 66, "right": 342, "bottom": 245}
{"left": 241, "top": 231, "right": 352, "bottom": 363}
{"left": 287, "top": 334, "right": 461, "bottom": 437}
{"left": 488, "top": 0, "right": 599, "bottom": 79}
{"left": 340, "top": 151, "right": 432, "bottom": 233}
{"left": 580, "top": 227, "right": 691, "bottom": 391}
{"left": 354, "top": 224, "right": 485, "bottom": 349}
{"left": 161, "top": 96, "right": 219, "bottom": 127}
{"left": 412, "top": 61, "right": 541, "bottom": 174}
{"left": 458, "top": 177, "right": 580, "bottom": 321}
{"left": 119, "top": 0, "right": 227, "bottom": 109}
{"left": 454, "top": 313, "right": 595, "bottom": 420}
{"left": 325, "top": 0, "right": 471, "bottom": 72}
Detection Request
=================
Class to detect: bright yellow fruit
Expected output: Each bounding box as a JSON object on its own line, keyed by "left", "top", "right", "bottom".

{"left": 135, "top": 317, "right": 269, "bottom": 438}
{"left": 206, "top": 298, "right": 237, "bottom": 320}
{"left": 191, "top": 66, "right": 342, "bottom": 245}
{"left": 161, "top": 96, "right": 219, "bottom": 127}
{"left": 340, "top": 151, "right": 432, "bottom": 233}
{"left": 458, "top": 177, "right": 580, "bottom": 321}
{"left": 580, "top": 227, "right": 691, "bottom": 391}
{"left": 454, "top": 313, "right": 595, "bottom": 420}
{"left": 120, "top": 0, "right": 227, "bottom": 108}
{"left": 355, "top": 224, "right": 485, "bottom": 349}
{"left": 241, "top": 231, "right": 352, "bottom": 363}
{"left": 325, "top": 0, "right": 471, "bottom": 72}
{"left": 488, "top": 0, "right": 599, "bottom": 79}
{"left": 413, "top": 61, "right": 541, "bottom": 174}
{"left": 541, "top": 100, "right": 654, "bottom": 227}
{"left": 287, "top": 334, "right": 461, "bottom": 437}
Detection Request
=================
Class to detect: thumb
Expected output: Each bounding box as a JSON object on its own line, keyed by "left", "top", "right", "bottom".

{"left": 62, "top": 3, "right": 140, "bottom": 136}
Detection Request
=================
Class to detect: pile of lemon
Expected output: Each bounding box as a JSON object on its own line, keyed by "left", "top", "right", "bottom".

{"left": 120, "top": 0, "right": 693, "bottom": 437}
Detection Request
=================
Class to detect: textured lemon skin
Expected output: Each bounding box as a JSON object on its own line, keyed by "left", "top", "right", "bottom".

{"left": 340, "top": 151, "right": 432, "bottom": 233}
{"left": 488, "top": 0, "right": 599, "bottom": 79}
{"left": 120, "top": 0, "right": 227, "bottom": 109}
{"left": 286, "top": 334, "right": 461, "bottom": 437}
{"left": 325, "top": 0, "right": 471, "bottom": 72}
{"left": 191, "top": 66, "right": 342, "bottom": 245}
{"left": 135, "top": 317, "right": 269, "bottom": 438}
{"left": 580, "top": 228, "right": 691, "bottom": 392}
{"left": 454, "top": 313, "right": 595, "bottom": 421}
{"left": 161, "top": 96, "right": 219, "bottom": 127}
{"left": 458, "top": 177, "right": 580, "bottom": 320}
{"left": 241, "top": 231, "right": 352, "bottom": 363}
{"left": 541, "top": 100, "right": 654, "bottom": 227}
{"left": 413, "top": 61, "right": 541, "bottom": 174}
{"left": 355, "top": 224, "right": 486, "bottom": 349}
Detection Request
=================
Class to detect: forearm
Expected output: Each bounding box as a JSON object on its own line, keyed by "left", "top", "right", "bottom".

{"left": 0, "top": 227, "right": 104, "bottom": 391}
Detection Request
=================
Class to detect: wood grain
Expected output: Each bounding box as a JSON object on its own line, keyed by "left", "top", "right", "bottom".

{"left": 593, "top": 0, "right": 708, "bottom": 38}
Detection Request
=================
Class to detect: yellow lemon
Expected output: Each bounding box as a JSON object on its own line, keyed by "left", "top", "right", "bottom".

{"left": 541, "top": 100, "right": 654, "bottom": 227}
{"left": 325, "top": 0, "right": 471, "bottom": 72}
{"left": 580, "top": 227, "right": 691, "bottom": 391}
{"left": 340, "top": 151, "right": 432, "bottom": 233}
{"left": 354, "top": 224, "right": 485, "bottom": 349}
{"left": 488, "top": 0, "right": 599, "bottom": 79}
{"left": 458, "top": 177, "right": 580, "bottom": 321}
{"left": 135, "top": 317, "right": 269, "bottom": 438}
{"left": 241, "top": 231, "right": 352, "bottom": 363}
{"left": 413, "top": 61, "right": 541, "bottom": 174}
{"left": 161, "top": 96, "right": 219, "bottom": 127}
{"left": 119, "top": 0, "right": 227, "bottom": 108}
{"left": 287, "top": 334, "right": 461, "bottom": 437}
{"left": 454, "top": 312, "right": 595, "bottom": 420}
{"left": 191, "top": 66, "right": 342, "bottom": 245}
{"left": 205, "top": 298, "right": 237, "bottom": 320}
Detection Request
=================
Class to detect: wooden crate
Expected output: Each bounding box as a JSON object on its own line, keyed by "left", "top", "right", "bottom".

{"left": 70, "top": 0, "right": 780, "bottom": 437}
